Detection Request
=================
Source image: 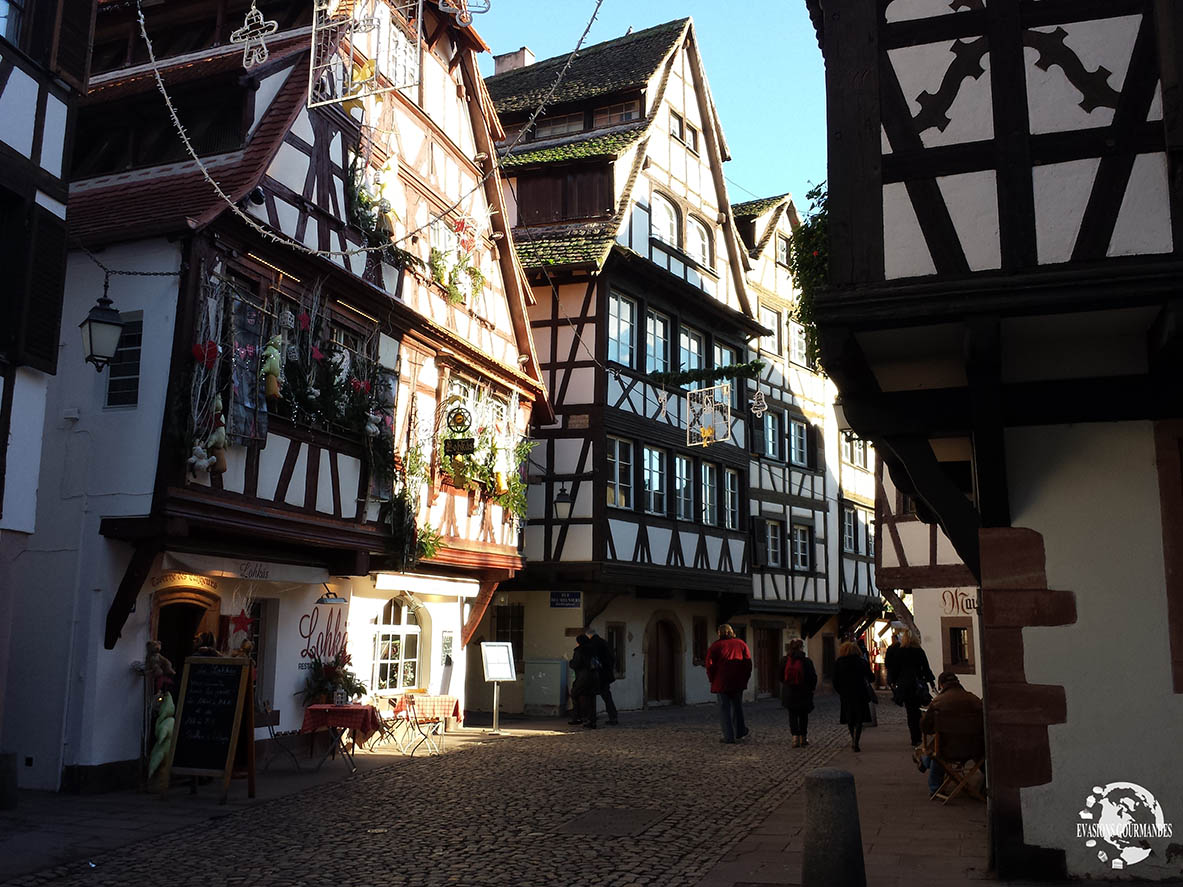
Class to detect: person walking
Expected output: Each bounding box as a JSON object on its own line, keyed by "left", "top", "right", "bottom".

{"left": 584, "top": 626, "right": 619, "bottom": 725}
{"left": 569, "top": 634, "right": 602, "bottom": 729}
{"left": 780, "top": 638, "right": 817, "bottom": 747}
{"left": 884, "top": 629, "right": 902, "bottom": 688}
{"left": 833, "top": 640, "right": 874, "bottom": 751}
{"left": 705, "top": 624, "right": 752, "bottom": 744}
{"left": 895, "top": 630, "right": 936, "bottom": 746}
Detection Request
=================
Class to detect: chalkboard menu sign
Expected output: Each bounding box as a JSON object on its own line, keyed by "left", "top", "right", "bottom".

{"left": 164, "top": 657, "right": 252, "bottom": 802}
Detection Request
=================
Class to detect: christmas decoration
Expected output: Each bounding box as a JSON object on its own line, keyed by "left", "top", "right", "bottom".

{"left": 438, "top": 0, "right": 491, "bottom": 27}
{"left": 229, "top": 0, "right": 279, "bottom": 69}
{"left": 309, "top": 0, "right": 422, "bottom": 110}
{"left": 687, "top": 384, "right": 732, "bottom": 447}
{"left": 261, "top": 334, "right": 283, "bottom": 400}
{"left": 230, "top": 608, "right": 254, "bottom": 635}
{"left": 749, "top": 390, "right": 768, "bottom": 418}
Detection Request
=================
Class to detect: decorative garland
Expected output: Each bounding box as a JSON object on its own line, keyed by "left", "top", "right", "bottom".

{"left": 648, "top": 359, "right": 766, "bottom": 390}
{"left": 787, "top": 183, "right": 827, "bottom": 367}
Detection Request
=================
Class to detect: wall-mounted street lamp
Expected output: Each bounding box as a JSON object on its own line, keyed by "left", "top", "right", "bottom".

{"left": 316, "top": 583, "right": 347, "bottom": 605}
{"left": 79, "top": 275, "right": 125, "bottom": 372}
{"left": 553, "top": 484, "right": 573, "bottom": 521}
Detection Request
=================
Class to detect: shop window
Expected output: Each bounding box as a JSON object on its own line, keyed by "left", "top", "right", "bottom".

{"left": 372, "top": 599, "right": 422, "bottom": 692}
{"left": 495, "top": 603, "right": 524, "bottom": 671}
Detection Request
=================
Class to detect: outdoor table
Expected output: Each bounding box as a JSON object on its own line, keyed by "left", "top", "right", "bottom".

{"left": 299, "top": 703, "right": 382, "bottom": 774}
{"left": 391, "top": 695, "right": 462, "bottom": 756}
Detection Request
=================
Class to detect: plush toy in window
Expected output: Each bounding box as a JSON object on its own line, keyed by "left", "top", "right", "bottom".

{"left": 261, "top": 334, "right": 283, "bottom": 400}
{"left": 206, "top": 394, "right": 228, "bottom": 475}
{"left": 144, "top": 640, "right": 176, "bottom": 692}
{"left": 187, "top": 444, "right": 215, "bottom": 477}
{"left": 364, "top": 411, "right": 382, "bottom": 437}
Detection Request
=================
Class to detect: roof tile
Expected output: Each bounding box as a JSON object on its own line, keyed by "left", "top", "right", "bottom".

{"left": 511, "top": 222, "right": 618, "bottom": 269}
{"left": 500, "top": 121, "right": 647, "bottom": 169}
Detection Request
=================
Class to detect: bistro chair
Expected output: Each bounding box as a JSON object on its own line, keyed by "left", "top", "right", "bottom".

{"left": 928, "top": 709, "right": 986, "bottom": 804}
{"left": 401, "top": 691, "right": 444, "bottom": 757}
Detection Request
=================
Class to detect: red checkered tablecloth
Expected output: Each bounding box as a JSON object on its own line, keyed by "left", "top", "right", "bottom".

{"left": 392, "top": 695, "right": 462, "bottom": 724}
{"left": 300, "top": 704, "right": 383, "bottom": 743}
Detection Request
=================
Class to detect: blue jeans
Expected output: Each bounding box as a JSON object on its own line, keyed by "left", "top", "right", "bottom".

{"left": 717, "top": 691, "right": 746, "bottom": 742}
{"left": 921, "top": 755, "right": 945, "bottom": 794}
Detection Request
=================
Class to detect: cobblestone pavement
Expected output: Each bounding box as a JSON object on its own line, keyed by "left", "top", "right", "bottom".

{"left": 3, "top": 696, "right": 870, "bottom": 887}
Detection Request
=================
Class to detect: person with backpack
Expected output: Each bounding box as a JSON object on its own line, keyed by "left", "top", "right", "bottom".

{"left": 705, "top": 624, "right": 753, "bottom": 744}
{"left": 584, "top": 626, "right": 619, "bottom": 725}
{"left": 780, "top": 637, "right": 817, "bottom": 747}
{"left": 569, "top": 634, "right": 602, "bottom": 729}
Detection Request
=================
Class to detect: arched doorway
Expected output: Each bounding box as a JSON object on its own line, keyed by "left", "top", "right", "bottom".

{"left": 152, "top": 586, "right": 220, "bottom": 669}
{"left": 644, "top": 615, "right": 683, "bottom": 706}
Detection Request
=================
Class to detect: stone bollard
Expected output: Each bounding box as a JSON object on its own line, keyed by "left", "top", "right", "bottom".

{"left": 802, "top": 767, "right": 865, "bottom": 887}
{"left": 0, "top": 752, "right": 17, "bottom": 810}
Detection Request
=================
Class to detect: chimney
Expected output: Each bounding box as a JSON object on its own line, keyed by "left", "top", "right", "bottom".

{"left": 493, "top": 46, "right": 535, "bottom": 75}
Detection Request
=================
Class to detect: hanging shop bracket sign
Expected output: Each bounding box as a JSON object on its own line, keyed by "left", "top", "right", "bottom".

{"left": 444, "top": 437, "right": 475, "bottom": 455}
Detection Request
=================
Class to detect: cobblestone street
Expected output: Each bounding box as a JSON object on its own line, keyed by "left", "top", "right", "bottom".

{"left": 3, "top": 697, "right": 864, "bottom": 887}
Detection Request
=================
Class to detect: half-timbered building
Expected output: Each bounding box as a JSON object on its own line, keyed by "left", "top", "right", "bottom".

{"left": 737, "top": 193, "right": 881, "bottom": 691}
{"left": 3, "top": 0, "right": 548, "bottom": 790}
{"left": 483, "top": 20, "right": 767, "bottom": 714}
{"left": 0, "top": 0, "right": 97, "bottom": 741}
{"left": 811, "top": 0, "right": 1183, "bottom": 878}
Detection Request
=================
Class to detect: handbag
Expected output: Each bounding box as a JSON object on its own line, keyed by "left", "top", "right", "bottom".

{"left": 915, "top": 679, "right": 932, "bottom": 706}
{"left": 864, "top": 680, "right": 878, "bottom": 704}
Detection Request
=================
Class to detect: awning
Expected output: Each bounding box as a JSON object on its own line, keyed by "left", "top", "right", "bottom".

{"left": 374, "top": 572, "right": 481, "bottom": 599}
{"left": 161, "top": 552, "right": 330, "bottom": 585}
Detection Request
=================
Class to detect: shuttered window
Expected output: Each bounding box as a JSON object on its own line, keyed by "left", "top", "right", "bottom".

{"left": 105, "top": 315, "right": 143, "bottom": 407}
{"left": 791, "top": 525, "right": 812, "bottom": 570}
{"left": 2, "top": 199, "right": 66, "bottom": 375}
{"left": 517, "top": 168, "right": 610, "bottom": 225}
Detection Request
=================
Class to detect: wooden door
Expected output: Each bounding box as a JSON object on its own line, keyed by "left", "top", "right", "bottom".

{"left": 647, "top": 619, "right": 677, "bottom": 703}
{"left": 755, "top": 628, "right": 780, "bottom": 696}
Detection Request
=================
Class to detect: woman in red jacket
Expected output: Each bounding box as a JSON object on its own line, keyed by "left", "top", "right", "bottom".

{"left": 705, "top": 624, "right": 753, "bottom": 744}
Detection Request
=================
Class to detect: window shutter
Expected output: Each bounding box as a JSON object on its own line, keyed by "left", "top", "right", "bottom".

{"left": 807, "top": 423, "right": 821, "bottom": 470}
{"left": 751, "top": 517, "right": 768, "bottom": 567}
{"left": 12, "top": 204, "right": 67, "bottom": 375}
{"left": 51, "top": 0, "right": 98, "bottom": 91}
{"left": 750, "top": 412, "right": 765, "bottom": 456}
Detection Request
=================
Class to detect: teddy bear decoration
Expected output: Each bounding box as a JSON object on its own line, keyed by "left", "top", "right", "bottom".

{"left": 187, "top": 443, "right": 216, "bottom": 478}
{"left": 261, "top": 334, "right": 283, "bottom": 400}
{"left": 206, "top": 394, "right": 229, "bottom": 475}
{"left": 144, "top": 640, "right": 176, "bottom": 691}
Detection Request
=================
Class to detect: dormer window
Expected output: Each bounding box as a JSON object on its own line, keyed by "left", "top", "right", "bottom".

{"left": 670, "top": 111, "right": 684, "bottom": 142}
{"left": 686, "top": 217, "right": 710, "bottom": 266}
{"left": 534, "top": 111, "right": 584, "bottom": 140}
{"left": 594, "top": 100, "right": 640, "bottom": 128}
{"left": 651, "top": 193, "right": 678, "bottom": 247}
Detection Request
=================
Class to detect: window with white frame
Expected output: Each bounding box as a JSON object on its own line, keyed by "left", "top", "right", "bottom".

{"left": 776, "top": 234, "right": 790, "bottom": 266}
{"left": 608, "top": 291, "right": 636, "bottom": 367}
{"left": 791, "top": 525, "right": 812, "bottom": 570}
{"left": 686, "top": 217, "right": 710, "bottom": 266}
{"left": 713, "top": 342, "right": 739, "bottom": 406}
{"left": 535, "top": 111, "right": 584, "bottom": 139}
{"left": 853, "top": 437, "right": 867, "bottom": 468}
{"left": 651, "top": 193, "right": 678, "bottom": 246}
{"left": 843, "top": 506, "right": 858, "bottom": 553}
{"left": 766, "top": 519, "right": 783, "bottom": 567}
{"left": 763, "top": 411, "right": 782, "bottom": 460}
{"left": 670, "top": 110, "right": 684, "bottom": 142}
{"left": 594, "top": 100, "right": 640, "bottom": 128}
{"left": 789, "top": 321, "right": 810, "bottom": 367}
{"left": 724, "top": 468, "right": 740, "bottom": 530}
{"left": 679, "top": 325, "right": 704, "bottom": 384}
{"left": 372, "top": 599, "right": 421, "bottom": 692}
{"left": 790, "top": 419, "right": 809, "bottom": 466}
{"left": 643, "top": 446, "right": 666, "bottom": 515}
{"left": 646, "top": 309, "right": 670, "bottom": 373}
{"left": 675, "top": 455, "right": 693, "bottom": 520}
{"left": 685, "top": 122, "right": 699, "bottom": 153}
{"left": 867, "top": 518, "right": 876, "bottom": 556}
{"left": 105, "top": 314, "right": 143, "bottom": 407}
{"left": 701, "top": 462, "right": 718, "bottom": 526}
{"left": 607, "top": 436, "right": 633, "bottom": 509}
{"left": 760, "top": 305, "right": 781, "bottom": 354}
{"left": 841, "top": 433, "right": 853, "bottom": 464}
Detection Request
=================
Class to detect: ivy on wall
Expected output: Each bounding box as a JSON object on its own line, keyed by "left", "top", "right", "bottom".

{"left": 788, "top": 183, "right": 827, "bottom": 368}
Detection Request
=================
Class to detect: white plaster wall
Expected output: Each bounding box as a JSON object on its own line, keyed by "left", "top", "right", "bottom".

{"left": 1007, "top": 423, "right": 1183, "bottom": 879}
{"left": 0, "top": 64, "right": 37, "bottom": 158}
{"left": 2, "top": 241, "right": 181, "bottom": 788}
{"left": 911, "top": 586, "right": 982, "bottom": 697}
{"left": 0, "top": 368, "right": 49, "bottom": 533}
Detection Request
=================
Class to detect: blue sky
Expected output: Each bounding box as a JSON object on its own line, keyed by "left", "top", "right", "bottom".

{"left": 473, "top": 0, "right": 827, "bottom": 214}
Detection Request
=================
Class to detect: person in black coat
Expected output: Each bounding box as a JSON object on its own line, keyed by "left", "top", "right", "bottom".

{"left": 584, "top": 626, "right": 619, "bottom": 725}
{"left": 569, "top": 635, "right": 602, "bottom": 729}
{"left": 894, "top": 631, "right": 937, "bottom": 745}
{"left": 833, "top": 641, "right": 874, "bottom": 751}
{"left": 780, "top": 638, "right": 817, "bottom": 747}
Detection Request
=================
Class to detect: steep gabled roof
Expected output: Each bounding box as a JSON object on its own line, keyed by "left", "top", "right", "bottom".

{"left": 485, "top": 18, "right": 689, "bottom": 115}
{"left": 512, "top": 221, "right": 620, "bottom": 269}
{"left": 500, "top": 121, "right": 647, "bottom": 169}
{"left": 733, "top": 193, "right": 791, "bottom": 221}
{"left": 733, "top": 193, "right": 798, "bottom": 260}
{"left": 70, "top": 55, "right": 310, "bottom": 246}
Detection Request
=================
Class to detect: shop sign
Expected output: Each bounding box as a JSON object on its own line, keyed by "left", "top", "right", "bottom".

{"left": 150, "top": 572, "right": 219, "bottom": 591}
{"left": 444, "top": 438, "right": 475, "bottom": 455}
{"left": 298, "top": 604, "right": 348, "bottom": 667}
{"left": 941, "top": 589, "right": 977, "bottom": 616}
{"left": 549, "top": 591, "right": 581, "bottom": 609}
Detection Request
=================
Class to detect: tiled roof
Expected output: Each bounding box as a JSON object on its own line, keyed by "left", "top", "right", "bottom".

{"left": 500, "top": 122, "right": 647, "bottom": 169}
{"left": 70, "top": 55, "right": 310, "bottom": 246}
{"left": 511, "top": 222, "right": 619, "bottom": 269}
{"left": 732, "top": 193, "right": 791, "bottom": 219}
{"left": 485, "top": 18, "right": 688, "bottom": 115}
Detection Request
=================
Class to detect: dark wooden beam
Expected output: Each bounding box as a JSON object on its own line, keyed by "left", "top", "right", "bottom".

{"left": 965, "top": 317, "right": 1010, "bottom": 527}
{"left": 461, "top": 580, "right": 498, "bottom": 647}
{"left": 105, "top": 541, "right": 162, "bottom": 649}
{"left": 1148, "top": 299, "right": 1183, "bottom": 376}
{"left": 1155, "top": 0, "right": 1183, "bottom": 254}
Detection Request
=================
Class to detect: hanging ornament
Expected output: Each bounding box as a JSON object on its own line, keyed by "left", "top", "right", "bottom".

{"left": 278, "top": 309, "right": 295, "bottom": 330}
{"left": 749, "top": 390, "right": 768, "bottom": 418}
{"left": 437, "top": 0, "right": 491, "bottom": 27}
{"left": 229, "top": 1, "right": 279, "bottom": 69}
{"left": 656, "top": 389, "right": 669, "bottom": 421}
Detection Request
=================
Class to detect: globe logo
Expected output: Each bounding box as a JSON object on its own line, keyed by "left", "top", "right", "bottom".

{"left": 1077, "top": 782, "right": 1174, "bottom": 869}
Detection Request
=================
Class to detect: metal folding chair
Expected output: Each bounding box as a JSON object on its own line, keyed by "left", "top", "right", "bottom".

{"left": 403, "top": 693, "right": 444, "bottom": 757}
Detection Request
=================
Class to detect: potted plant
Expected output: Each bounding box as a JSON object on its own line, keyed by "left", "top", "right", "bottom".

{"left": 299, "top": 650, "right": 367, "bottom": 705}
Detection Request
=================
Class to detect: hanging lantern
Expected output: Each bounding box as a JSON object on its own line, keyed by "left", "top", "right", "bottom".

{"left": 79, "top": 275, "right": 125, "bottom": 372}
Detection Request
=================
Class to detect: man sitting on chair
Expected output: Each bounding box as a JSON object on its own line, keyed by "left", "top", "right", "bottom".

{"left": 915, "top": 672, "right": 984, "bottom": 795}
